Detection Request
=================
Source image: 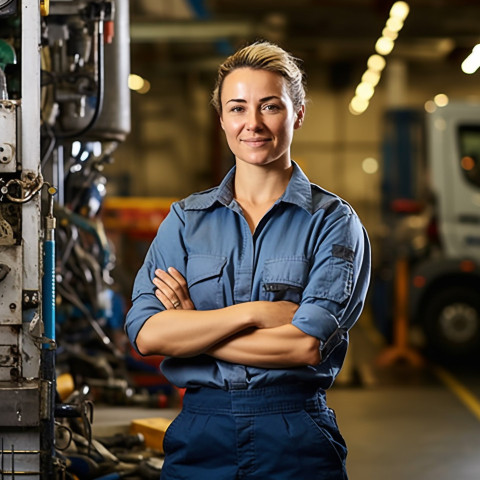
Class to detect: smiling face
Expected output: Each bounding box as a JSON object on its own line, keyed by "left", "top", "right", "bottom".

{"left": 220, "top": 68, "right": 304, "bottom": 169}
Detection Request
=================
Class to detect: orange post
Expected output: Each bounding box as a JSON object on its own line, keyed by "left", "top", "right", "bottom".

{"left": 376, "top": 257, "right": 424, "bottom": 367}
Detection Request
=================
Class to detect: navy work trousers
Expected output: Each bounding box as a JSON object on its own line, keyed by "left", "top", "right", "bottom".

{"left": 161, "top": 384, "right": 348, "bottom": 479}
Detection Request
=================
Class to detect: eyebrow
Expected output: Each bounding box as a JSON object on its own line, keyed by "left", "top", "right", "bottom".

{"left": 226, "top": 95, "right": 282, "bottom": 104}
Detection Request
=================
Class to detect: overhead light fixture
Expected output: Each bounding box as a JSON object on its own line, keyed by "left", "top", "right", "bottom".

{"left": 349, "top": 96, "right": 369, "bottom": 115}
{"left": 385, "top": 17, "right": 404, "bottom": 33}
{"left": 390, "top": 1, "right": 410, "bottom": 21}
{"left": 382, "top": 27, "right": 399, "bottom": 41}
{"left": 349, "top": 1, "right": 410, "bottom": 115}
{"left": 367, "top": 54, "right": 386, "bottom": 72}
{"left": 375, "top": 36, "right": 395, "bottom": 56}
{"left": 128, "top": 73, "right": 151, "bottom": 94}
{"left": 356, "top": 82, "right": 375, "bottom": 100}
{"left": 433, "top": 93, "right": 449, "bottom": 107}
{"left": 362, "top": 157, "right": 379, "bottom": 174}
{"left": 362, "top": 69, "right": 381, "bottom": 87}
{"left": 461, "top": 44, "right": 480, "bottom": 74}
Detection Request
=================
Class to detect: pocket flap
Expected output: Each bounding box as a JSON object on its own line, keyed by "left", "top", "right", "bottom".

{"left": 263, "top": 257, "right": 309, "bottom": 288}
{"left": 187, "top": 254, "right": 227, "bottom": 287}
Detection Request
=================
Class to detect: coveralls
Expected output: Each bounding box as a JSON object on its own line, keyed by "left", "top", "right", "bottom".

{"left": 125, "top": 161, "right": 371, "bottom": 479}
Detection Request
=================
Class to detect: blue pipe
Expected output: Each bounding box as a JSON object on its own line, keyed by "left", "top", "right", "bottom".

{"left": 43, "top": 187, "right": 57, "bottom": 348}
{"left": 42, "top": 238, "right": 55, "bottom": 347}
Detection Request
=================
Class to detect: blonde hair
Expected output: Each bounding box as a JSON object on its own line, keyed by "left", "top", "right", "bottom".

{"left": 211, "top": 41, "right": 306, "bottom": 115}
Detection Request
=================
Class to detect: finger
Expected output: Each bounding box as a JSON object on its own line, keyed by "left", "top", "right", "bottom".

{"left": 167, "top": 267, "right": 188, "bottom": 288}
{"left": 157, "top": 268, "right": 189, "bottom": 302}
{"left": 155, "top": 268, "right": 182, "bottom": 292}
{"left": 155, "top": 288, "right": 180, "bottom": 310}
{"left": 152, "top": 275, "right": 181, "bottom": 309}
{"left": 152, "top": 275, "right": 175, "bottom": 298}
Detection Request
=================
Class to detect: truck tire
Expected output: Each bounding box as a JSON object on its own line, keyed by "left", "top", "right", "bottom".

{"left": 423, "top": 286, "right": 480, "bottom": 358}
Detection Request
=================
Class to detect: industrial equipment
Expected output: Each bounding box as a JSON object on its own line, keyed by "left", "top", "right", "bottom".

{"left": 0, "top": 0, "right": 130, "bottom": 477}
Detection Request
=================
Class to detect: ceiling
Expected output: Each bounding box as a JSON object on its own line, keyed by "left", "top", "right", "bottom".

{"left": 129, "top": 0, "right": 480, "bottom": 76}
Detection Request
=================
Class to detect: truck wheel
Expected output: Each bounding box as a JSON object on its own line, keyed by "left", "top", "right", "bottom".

{"left": 423, "top": 287, "right": 480, "bottom": 358}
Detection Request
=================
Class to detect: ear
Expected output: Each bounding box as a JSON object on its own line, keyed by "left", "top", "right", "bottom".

{"left": 220, "top": 114, "right": 225, "bottom": 131}
{"left": 294, "top": 105, "right": 305, "bottom": 130}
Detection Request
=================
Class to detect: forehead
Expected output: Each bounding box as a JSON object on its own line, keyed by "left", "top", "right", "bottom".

{"left": 221, "top": 68, "right": 288, "bottom": 100}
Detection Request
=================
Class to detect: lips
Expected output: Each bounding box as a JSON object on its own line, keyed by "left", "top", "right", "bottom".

{"left": 241, "top": 137, "right": 271, "bottom": 147}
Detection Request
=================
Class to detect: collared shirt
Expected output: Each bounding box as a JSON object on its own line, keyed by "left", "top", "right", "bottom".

{"left": 125, "top": 162, "right": 371, "bottom": 391}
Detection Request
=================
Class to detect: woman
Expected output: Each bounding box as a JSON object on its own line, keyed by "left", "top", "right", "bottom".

{"left": 125, "top": 41, "right": 371, "bottom": 480}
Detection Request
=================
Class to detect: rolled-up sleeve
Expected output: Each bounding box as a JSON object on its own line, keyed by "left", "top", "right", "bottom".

{"left": 292, "top": 203, "right": 371, "bottom": 356}
{"left": 125, "top": 202, "right": 186, "bottom": 352}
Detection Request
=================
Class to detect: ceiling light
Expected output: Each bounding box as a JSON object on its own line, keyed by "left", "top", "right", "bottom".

{"left": 461, "top": 44, "right": 480, "bottom": 74}
{"left": 362, "top": 69, "right": 381, "bottom": 86}
{"left": 128, "top": 73, "right": 145, "bottom": 91}
{"left": 424, "top": 100, "right": 436, "bottom": 113}
{"left": 434, "top": 93, "right": 449, "bottom": 107}
{"left": 349, "top": 96, "right": 369, "bottom": 115}
{"left": 382, "top": 27, "right": 398, "bottom": 41}
{"left": 367, "top": 54, "right": 386, "bottom": 72}
{"left": 386, "top": 17, "right": 404, "bottom": 33}
{"left": 375, "top": 36, "right": 395, "bottom": 56}
{"left": 356, "top": 82, "right": 375, "bottom": 100}
{"left": 362, "top": 157, "right": 379, "bottom": 174}
{"left": 390, "top": 1, "right": 410, "bottom": 21}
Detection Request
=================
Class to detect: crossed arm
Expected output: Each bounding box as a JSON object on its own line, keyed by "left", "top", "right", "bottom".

{"left": 135, "top": 267, "right": 321, "bottom": 368}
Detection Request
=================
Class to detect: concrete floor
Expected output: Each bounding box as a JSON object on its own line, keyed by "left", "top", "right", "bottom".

{"left": 94, "top": 316, "right": 480, "bottom": 480}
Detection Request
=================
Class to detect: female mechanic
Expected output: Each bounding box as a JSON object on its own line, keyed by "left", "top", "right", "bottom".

{"left": 125, "top": 40, "right": 371, "bottom": 480}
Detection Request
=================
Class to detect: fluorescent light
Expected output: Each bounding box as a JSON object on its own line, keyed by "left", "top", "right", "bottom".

{"left": 382, "top": 27, "right": 398, "bottom": 41}
{"left": 461, "top": 44, "right": 480, "bottom": 74}
{"left": 424, "top": 100, "right": 436, "bottom": 113}
{"left": 367, "top": 54, "right": 386, "bottom": 72}
{"left": 128, "top": 73, "right": 145, "bottom": 91}
{"left": 390, "top": 1, "right": 410, "bottom": 21}
{"left": 349, "top": 96, "right": 369, "bottom": 115}
{"left": 434, "top": 93, "right": 449, "bottom": 107}
{"left": 362, "top": 69, "right": 381, "bottom": 86}
{"left": 362, "top": 157, "right": 379, "bottom": 174}
{"left": 356, "top": 82, "right": 375, "bottom": 100}
{"left": 386, "top": 17, "right": 404, "bottom": 33}
{"left": 375, "top": 36, "right": 395, "bottom": 56}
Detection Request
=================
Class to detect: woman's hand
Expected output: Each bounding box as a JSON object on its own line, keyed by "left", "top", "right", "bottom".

{"left": 153, "top": 267, "right": 195, "bottom": 311}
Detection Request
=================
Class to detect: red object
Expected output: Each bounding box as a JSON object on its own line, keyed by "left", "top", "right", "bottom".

{"left": 104, "top": 20, "right": 115, "bottom": 44}
{"left": 391, "top": 198, "right": 424, "bottom": 214}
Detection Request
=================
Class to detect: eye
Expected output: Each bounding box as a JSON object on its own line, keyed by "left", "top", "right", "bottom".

{"left": 263, "top": 104, "right": 280, "bottom": 112}
{"left": 229, "top": 105, "right": 245, "bottom": 113}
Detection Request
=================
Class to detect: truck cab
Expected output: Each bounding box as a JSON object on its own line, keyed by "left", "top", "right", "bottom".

{"left": 375, "top": 102, "right": 480, "bottom": 358}
{"left": 411, "top": 102, "right": 480, "bottom": 358}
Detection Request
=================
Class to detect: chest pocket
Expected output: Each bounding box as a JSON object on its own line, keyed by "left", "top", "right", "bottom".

{"left": 262, "top": 257, "right": 309, "bottom": 303}
{"left": 187, "top": 254, "right": 227, "bottom": 310}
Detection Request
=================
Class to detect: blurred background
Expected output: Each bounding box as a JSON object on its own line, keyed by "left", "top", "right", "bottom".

{"left": 2, "top": 1, "right": 480, "bottom": 478}
{"left": 105, "top": 0, "right": 480, "bottom": 301}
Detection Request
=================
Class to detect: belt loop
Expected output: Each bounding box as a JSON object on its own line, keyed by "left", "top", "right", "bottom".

{"left": 228, "top": 381, "right": 248, "bottom": 391}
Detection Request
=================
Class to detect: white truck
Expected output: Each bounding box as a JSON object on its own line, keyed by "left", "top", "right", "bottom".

{"left": 375, "top": 102, "right": 480, "bottom": 358}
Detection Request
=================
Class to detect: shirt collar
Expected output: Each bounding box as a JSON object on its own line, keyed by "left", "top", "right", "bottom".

{"left": 184, "top": 161, "right": 313, "bottom": 214}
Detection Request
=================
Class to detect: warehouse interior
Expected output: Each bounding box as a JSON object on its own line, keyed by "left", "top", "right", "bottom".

{"left": 1, "top": 0, "right": 480, "bottom": 478}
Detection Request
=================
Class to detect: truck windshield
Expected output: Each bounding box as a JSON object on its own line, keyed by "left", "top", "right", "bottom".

{"left": 458, "top": 125, "right": 480, "bottom": 188}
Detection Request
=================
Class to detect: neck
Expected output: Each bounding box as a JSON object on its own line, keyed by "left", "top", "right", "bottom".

{"left": 234, "top": 161, "right": 293, "bottom": 205}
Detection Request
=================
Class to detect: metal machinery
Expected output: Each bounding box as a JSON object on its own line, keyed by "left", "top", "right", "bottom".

{"left": 0, "top": 0, "right": 130, "bottom": 477}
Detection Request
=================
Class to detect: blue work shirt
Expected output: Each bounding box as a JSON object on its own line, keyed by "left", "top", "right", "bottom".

{"left": 125, "top": 162, "right": 371, "bottom": 391}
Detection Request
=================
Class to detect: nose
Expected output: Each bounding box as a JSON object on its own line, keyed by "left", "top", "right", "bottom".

{"left": 246, "top": 109, "right": 262, "bottom": 131}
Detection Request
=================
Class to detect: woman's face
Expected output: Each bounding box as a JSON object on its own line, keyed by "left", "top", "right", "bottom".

{"left": 220, "top": 68, "right": 304, "bottom": 169}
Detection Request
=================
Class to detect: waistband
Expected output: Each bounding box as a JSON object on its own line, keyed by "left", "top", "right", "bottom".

{"left": 182, "top": 384, "right": 326, "bottom": 415}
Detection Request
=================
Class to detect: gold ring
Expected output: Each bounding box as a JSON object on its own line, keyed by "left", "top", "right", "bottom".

{"left": 173, "top": 300, "right": 180, "bottom": 309}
